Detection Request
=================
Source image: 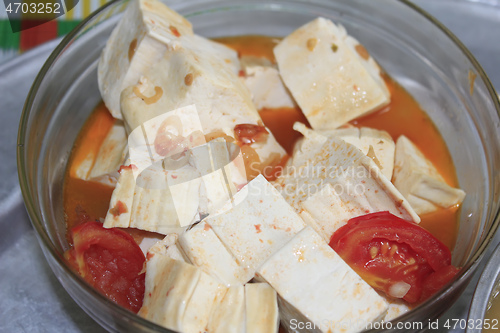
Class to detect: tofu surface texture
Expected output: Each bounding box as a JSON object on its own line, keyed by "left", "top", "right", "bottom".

{"left": 294, "top": 124, "right": 395, "bottom": 180}
{"left": 205, "top": 174, "right": 306, "bottom": 280}
{"left": 392, "top": 135, "right": 465, "bottom": 215}
{"left": 276, "top": 125, "right": 419, "bottom": 242}
{"left": 207, "top": 285, "right": 246, "bottom": 333}
{"left": 72, "top": 120, "right": 127, "bottom": 186}
{"left": 245, "top": 283, "right": 279, "bottom": 333}
{"left": 179, "top": 221, "right": 254, "bottom": 286}
{"left": 257, "top": 227, "right": 388, "bottom": 333}
{"left": 139, "top": 248, "right": 226, "bottom": 332}
{"left": 274, "top": 17, "right": 390, "bottom": 130}
{"left": 242, "top": 65, "right": 296, "bottom": 109}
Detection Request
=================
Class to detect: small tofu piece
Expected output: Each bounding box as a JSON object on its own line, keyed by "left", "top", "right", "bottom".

{"left": 245, "top": 283, "right": 279, "bottom": 333}
{"left": 207, "top": 285, "right": 246, "bottom": 333}
{"left": 139, "top": 252, "right": 226, "bottom": 333}
{"left": 392, "top": 135, "right": 465, "bottom": 215}
{"left": 179, "top": 221, "right": 254, "bottom": 286}
{"left": 206, "top": 174, "right": 306, "bottom": 279}
{"left": 274, "top": 17, "right": 390, "bottom": 130}
{"left": 89, "top": 121, "right": 128, "bottom": 179}
{"left": 242, "top": 65, "right": 296, "bottom": 109}
{"left": 100, "top": 0, "right": 286, "bottom": 177}
{"left": 183, "top": 271, "right": 227, "bottom": 333}
{"left": 240, "top": 55, "right": 273, "bottom": 68}
{"left": 276, "top": 126, "right": 419, "bottom": 242}
{"left": 103, "top": 161, "right": 203, "bottom": 234}
{"left": 139, "top": 256, "right": 200, "bottom": 330}
{"left": 138, "top": 233, "right": 171, "bottom": 257}
{"left": 103, "top": 166, "right": 136, "bottom": 229}
{"left": 72, "top": 120, "right": 127, "bottom": 186}
{"left": 257, "top": 227, "right": 388, "bottom": 333}
{"left": 294, "top": 124, "right": 395, "bottom": 180}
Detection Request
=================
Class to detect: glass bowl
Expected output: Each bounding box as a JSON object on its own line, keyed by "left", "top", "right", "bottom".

{"left": 467, "top": 242, "right": 500, "bottom": 333}
{"left": 17, "top": 0, "right": 500, "bottom": 332}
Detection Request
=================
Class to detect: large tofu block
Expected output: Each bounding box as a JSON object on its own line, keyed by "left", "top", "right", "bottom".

{"left": 245, "top": 283, "right": 279, "bottom": 333}
{"left": 393, "top": 135, "right": 465, "bottom": 215}
{"left": 99, "top": 0, "right": 286, "bottom": 185}
{"left": 206, "top": 174, "right": 306, "bottom": 279}
{"left": 179, "top": 221, "right": 254, "bottom": 286}
{"left": 207, "top": 285, "right": 246, "bottom": 333}
{"left": 139, "top": 251, "right": 226, "bottom": 333}
{"left": 98, "top": 0, "right": 195, "bottom": 118}
{"left": 276, "top": 126, "right": 419, "bottom": 242}
{"left": 257, "top": 227, "right": 388, "bottom": 333}
{"left": 274, "top": 18, "right": 390, "bottom": 130}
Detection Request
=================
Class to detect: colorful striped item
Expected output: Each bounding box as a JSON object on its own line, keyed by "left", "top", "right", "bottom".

{"left": 0, "top": 0, "right": 108, "bottom": 62}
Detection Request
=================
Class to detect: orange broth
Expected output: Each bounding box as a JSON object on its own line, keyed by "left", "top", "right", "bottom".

{"left": 63, "top": 36, "right": 459, "bottom": 251}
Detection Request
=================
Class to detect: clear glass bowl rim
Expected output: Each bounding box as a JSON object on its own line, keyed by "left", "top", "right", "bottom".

{"left": 17, "top": 0, "right": 500, "bottom": 331}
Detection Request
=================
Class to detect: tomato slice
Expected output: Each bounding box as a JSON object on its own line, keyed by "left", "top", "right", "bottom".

{"left": 329, "top": 211, "right": 459, "bottom": 304}
{"left": 64, "top": 221, "right": 146, "bottom": 313}
{"left": 420, "top": 265, "right": 461, "bottom": 302}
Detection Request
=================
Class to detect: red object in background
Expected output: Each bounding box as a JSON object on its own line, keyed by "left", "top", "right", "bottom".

{"left": 20, "top": 20, "right": 58, "bottom": 52}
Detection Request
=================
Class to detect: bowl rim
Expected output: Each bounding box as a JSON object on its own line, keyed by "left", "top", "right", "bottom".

{"left": 17, "top": 0, "right": 500, "bottom": 331}
{"left": 467, "top": 242, "right": 500, "bottom": 332}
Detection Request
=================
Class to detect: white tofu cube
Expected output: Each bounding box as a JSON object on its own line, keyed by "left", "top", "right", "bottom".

{"left": 392, "top": 135, "right": 465, "bottom": 215}
{"left": 257, "top": 227, "right": 388, "bottom": 333}
{"left": 274, "top": 17, "right": 390, "bottom": 130}
{"left": 139, "top": 251, "right": 226, "bottom": 333}
{"left": 206, "top": 174, "right": 306, "bottom": 279}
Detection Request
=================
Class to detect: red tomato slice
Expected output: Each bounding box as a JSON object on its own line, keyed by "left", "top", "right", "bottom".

{"left": 420, "top": 265, "right": 461, "bottom": 302}
{"left": 64, "top": 221, "right": 146, "bottom": 313}
{"left": 329, "top": 211, "right": 459, "bottom": 304}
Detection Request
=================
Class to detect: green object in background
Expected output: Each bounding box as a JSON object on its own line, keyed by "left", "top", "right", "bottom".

{"left": 0, "top": 20, "right": 20, "bottom": 50}
{"left": 57, "top": 20, "right": 80, "bottom": 36}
